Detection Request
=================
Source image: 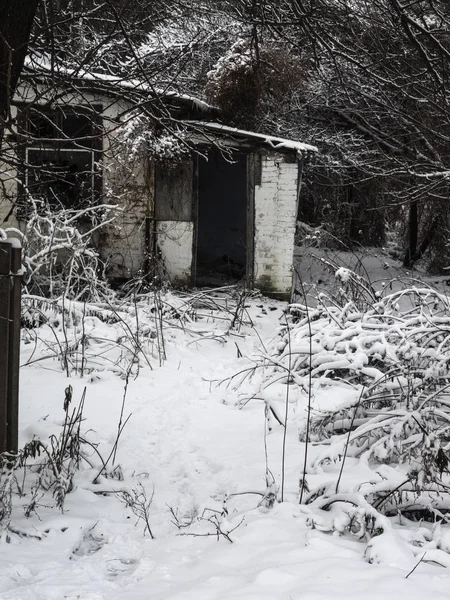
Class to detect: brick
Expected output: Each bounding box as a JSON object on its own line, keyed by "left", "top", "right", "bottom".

{"left": 253, "top": 154, "right": 299, "bottom": 297}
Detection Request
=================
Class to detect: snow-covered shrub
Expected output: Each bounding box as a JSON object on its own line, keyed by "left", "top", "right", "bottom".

{"left": 25, "top": 385, "right": 86, "bottom": 511}
{"left": 259, "top": 268, "right": 450, "bottom": 549}
{"left": 206, "top": 40, "right": 307, "bottom": 130}
{"left": 205, "top": 39, "right": 258, "bottom": 127}
{"left": 19, "top": 287, "right": 243, "bottom": 377}
{"left": 119, "top": 112, "right": 189, "bottom": 168}
{"left": 1, "top": 199, "right": 117, "bottom": 301}
{"left": 0, "top": 386, "right": 99, "bottom": 536}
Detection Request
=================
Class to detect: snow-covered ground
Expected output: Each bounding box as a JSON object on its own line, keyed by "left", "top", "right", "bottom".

{"left": 293, "top": 244, "right": 450, "bottom": 305}
{"left": 2, "top": 255, "right": 450, "bottom": 599}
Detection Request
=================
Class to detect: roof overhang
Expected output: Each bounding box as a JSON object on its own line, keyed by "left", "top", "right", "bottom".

{"left": 185, "top": 121, "right": 318, "bottom": 158}
{"left": 20, "top": 57, "right": 218, "bottom": 119}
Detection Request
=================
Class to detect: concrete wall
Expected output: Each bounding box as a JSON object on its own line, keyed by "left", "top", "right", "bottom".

{"left": 253, "top": 153, "right": 299, "bottom": 300}
{"left": 156, "top": 221, "right": 193, "bottom": 285}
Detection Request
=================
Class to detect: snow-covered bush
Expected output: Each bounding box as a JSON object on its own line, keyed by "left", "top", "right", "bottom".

{"left": 206, "top": 39, "right": 308, "bottom": 132}
{"left": 119, "top": 112, "right": 189, "bottom": 168}
{"left": 1, "top": 199, "right": 117, "bottom": 301}
{"left": 258, "top": 268, "right": 450, "bottom": 555}
{"left": 205, "top": 39, "right": 257, "bottom": 117}
{"left": 19, "top": 286, "right": 248, "bottom": 378}
{"left": 0, "top": 386, "right": 104, "bottom": 536}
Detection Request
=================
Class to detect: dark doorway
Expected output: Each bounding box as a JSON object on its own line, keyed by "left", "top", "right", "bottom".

{"left": 196, "top": 149, "right": 248, "bottom": 286}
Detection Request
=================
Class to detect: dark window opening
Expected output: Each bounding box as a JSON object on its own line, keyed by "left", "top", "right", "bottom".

{"left": 25, "top": 148, "right": 95, "bottom": 209}
{"left": 196, "top": 148, "right": 248, "bottom": 286}
{"left": 18, "top": 104, "right": 102, "bottom": 213}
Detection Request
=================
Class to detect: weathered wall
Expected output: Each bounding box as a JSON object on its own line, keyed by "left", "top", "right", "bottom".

{"left": 153, "top": 159, "right": 193, "bottom": 286}
{"left": 100, "top": 102, "right": 149, "bottom": 280}
{"left": 0, "top": 109, "right": 23, "bottom": 232}
{"left": 253, "top": 153, "right": 299, "bottom": 300}
{"left": 0, "top": 84, "right": 150, "bottom": 280}
{"left": 156, "top": 221, "right": 193, "bottom": 285}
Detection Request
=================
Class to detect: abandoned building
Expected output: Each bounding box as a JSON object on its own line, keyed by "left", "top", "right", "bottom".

{"left": 0, "top": 66, "right": 317, "bottom": 300}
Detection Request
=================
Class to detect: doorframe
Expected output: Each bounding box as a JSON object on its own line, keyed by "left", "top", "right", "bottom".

{"left": 246, "top": 152, "right": 259, "bottom": 289}
{"left": 191, "top": 152, "right": 199, "bottom": 287}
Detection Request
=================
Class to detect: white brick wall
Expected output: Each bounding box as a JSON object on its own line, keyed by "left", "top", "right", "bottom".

{"left": 253, "top": 154, "right": 299, "bottom": 299}
{"left": 156, "top": 221, "right": 193, "bottom": 285}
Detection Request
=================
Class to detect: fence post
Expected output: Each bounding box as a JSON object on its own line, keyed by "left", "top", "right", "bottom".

{"left": 0, "top": 242, "right": 11, "bottom": 454}
{"left": 8, "top": 243, "right": 21, "bottom": 453}
{"left": 0, "top": 240, "right": 21, "bottom": 454}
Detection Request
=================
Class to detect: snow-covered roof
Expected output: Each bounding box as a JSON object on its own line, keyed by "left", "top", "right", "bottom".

{"left": 20, "top": 57, "right": 317, "bottom": 153}
{"left": 21, "top": 56, "right": 214, "bottom": 114}
{"left": 187, "top": 122, "right": 318, "bottom": 156}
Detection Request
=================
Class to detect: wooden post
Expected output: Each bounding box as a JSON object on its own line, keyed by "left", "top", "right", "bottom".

{"left": 0, "top": 240, "right": 21, "bottom": 454}
{"left": 7, "top": 244, "right": 21, "bottom": 453}
{"left": 0, "top": 242, "right": 11, "bottom": 454}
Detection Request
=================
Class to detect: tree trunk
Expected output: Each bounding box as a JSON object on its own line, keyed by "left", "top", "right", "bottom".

{"left": 0, "top": 0, "right": 41, "bottom": 146}
{"left": 403, "top": 200, "right": 418, "bottom": 268}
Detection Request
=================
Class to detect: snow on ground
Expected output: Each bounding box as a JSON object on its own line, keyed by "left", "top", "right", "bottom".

{"left": 2, "top": 274, "right": 450, "bottom": 599}
{"left": 293, "top": 244, "right": 450, "bottom": 307}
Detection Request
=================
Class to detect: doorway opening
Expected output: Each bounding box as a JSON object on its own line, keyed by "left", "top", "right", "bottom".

{"left": 196, "top": 148, "right": 248, "bottom": 286}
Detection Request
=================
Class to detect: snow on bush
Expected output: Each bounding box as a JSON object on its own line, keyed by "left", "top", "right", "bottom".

{"left": 120, "top": 112, "right": 189, "bottom": 167}
{"left": 1, "top": 200, "right": 118, "bottom": 300}
{"left": 206, "top": 39, "right": 254, "bottom": 94}
{"left": 255, "top": 268, "right": 450, "bottom": 564}
{"left": 0, "top": 386, "right": 113, "bottom": 538}
{"left": 21, "top": 286, "right": 253, "bottom": 378}
{"left": 205, "top": 39, "right": 260, "bottom": 126}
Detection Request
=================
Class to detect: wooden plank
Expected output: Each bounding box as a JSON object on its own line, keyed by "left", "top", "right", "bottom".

{"left": 0, "top": 242, "right": 11, "bottom": 454}
{"left": 155, "top": 159, "right": 193, "bottom": 221}
{"left": 7, "top": 245, "right": 21, "bottom": 453}
{"left": 191, "top": 154, "right": 199, "bottom": 287}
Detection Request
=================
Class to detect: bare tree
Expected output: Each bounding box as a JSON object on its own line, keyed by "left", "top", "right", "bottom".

{"left": 207, "top": 0, "right": 450, "bottom": 268}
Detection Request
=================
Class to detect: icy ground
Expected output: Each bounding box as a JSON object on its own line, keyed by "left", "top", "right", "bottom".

{"left": 2, "top": 255, "right": 450, "bottom": 599}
